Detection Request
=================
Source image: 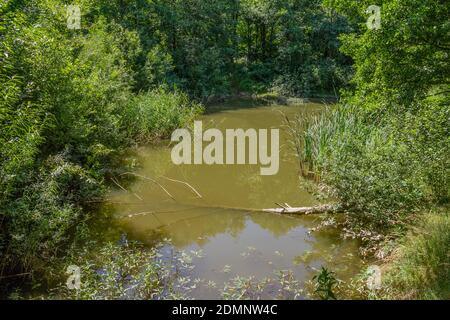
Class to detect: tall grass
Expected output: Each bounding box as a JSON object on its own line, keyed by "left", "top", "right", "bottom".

{"left": 382, "top": 210, "right": 450, "bottom": 299}
{"left": 122, "top": 87, "right": 204, "bottom": 143}
{"left": 285, "top": 105, "right": 368, "bottom": 179}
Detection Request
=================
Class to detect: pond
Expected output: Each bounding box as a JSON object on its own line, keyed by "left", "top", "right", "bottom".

{"left": 104, "top": 102, "right": 365, "bottom": 299}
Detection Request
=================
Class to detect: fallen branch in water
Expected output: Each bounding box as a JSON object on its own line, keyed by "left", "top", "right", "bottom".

{"left": 110, "top": 173, "right": 334, "bottom": 216}
{"left": 205, "top": 203, "right": 338, "bottom": 215}
{"left": 121, "top": 203, "right": 338, "bottom": 218}
{"left": 261, "top": 204, "right": 337, "bottom": 214}
{"left": 159, "top": 176, "right": 202, "bottom": 198}
{"left": 120, "top": 172, "right": 176, "bottom": 201}
{"left": 111, "top": 176, "right": 143, "bottom": 201}
{"left": 0, "top": 272, "right": 31, "bottom": 279}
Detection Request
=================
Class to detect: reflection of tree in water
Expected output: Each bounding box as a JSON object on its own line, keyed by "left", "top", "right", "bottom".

{"left": 123, "top": 107, "right": 318, "bottom": 209}
{"left": 164, "top": 210, "right": 247, "bottom": 247}
{"left": 119, "top": 208, "right": 248, "bottom": 248}
{"left": 123, "top": 227, "right": 170, "bottom": 248}
{"left": 248, "top": 213, "right": 304, "bottom": 237}
{"left": 102, "top": 106, "right": 365, "bottom": 293}
{"left": 230, "top": 151, "right": 310, "bottom": 208}
{"left": 136, "top": 144, "right": 174, "bottom": 179}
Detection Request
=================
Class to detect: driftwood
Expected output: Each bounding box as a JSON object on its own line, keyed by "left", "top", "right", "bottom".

{"left": 120, "top": 172, "right": 176, "bottom": 200}
{"left": 118, "top": 173, "right": 203, "bottom": 200}
{"left": 160, "top": 176, "right": 203, "bottom": 198}
{"left": 262, "top": 204, "right": 336, "bottom": 214}
{"left": 207, "top": 203, "right": 337, "bottom": 215}
{"left": 120, "top": 203, "right": 337, "bottom": 219}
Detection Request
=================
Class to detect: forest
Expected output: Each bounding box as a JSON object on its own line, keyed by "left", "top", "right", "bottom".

{"left": 0, "top": 0, "right": 448, "bottom": 300}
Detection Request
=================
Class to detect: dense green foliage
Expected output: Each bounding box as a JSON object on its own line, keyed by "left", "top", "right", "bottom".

{"left": 0, "top": 0, "right": 202, "bottom": 283}
{"left": 0, "top": 0, "right": 355, "bottom": 284}
{"left": 1, "top": 0, "right": 448, "bottom": 299}
{"left": 291, "top": 0, "right": 449, "bottom": 231}
{"left": 290, "top": 0, "right": 449, "bottom": 298}
{"left": 62, "top": 0, "right": 354, "bottom": 98}
{"left": 333, "top": 0, "right": 449, "bottom": 108}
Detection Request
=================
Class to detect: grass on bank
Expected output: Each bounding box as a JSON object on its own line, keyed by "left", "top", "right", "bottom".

{"left": 381, "top": 210, "right": 450, "bottom": 300}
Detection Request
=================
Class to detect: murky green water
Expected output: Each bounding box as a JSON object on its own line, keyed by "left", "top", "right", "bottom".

{"left": 105, "top": 103, "right": 364, "bottom": 299}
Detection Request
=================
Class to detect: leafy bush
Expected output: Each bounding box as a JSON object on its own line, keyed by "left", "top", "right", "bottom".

{"left": 2, "top": 154, "right": 100, "bottom": 274}
{"left": 288, "top": 99, "right": 449, "bottom": 233}
{"left": 0, "top": 1, "right": 203, "bottom": 284}
{"left": 288, "top": 0, "right": 449, "bottom": 235}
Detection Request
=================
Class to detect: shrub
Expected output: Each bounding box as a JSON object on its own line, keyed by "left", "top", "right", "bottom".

{"left": 2, "top": 154, "right": 101, "bottom": 274}
{"left": 0, "top": 2, "right": 203, "bottom": 285}
{"left": 288, "top": 99, "right": 449, "bottom": 233}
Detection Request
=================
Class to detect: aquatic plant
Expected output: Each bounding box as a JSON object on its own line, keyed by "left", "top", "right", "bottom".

{"left": 54, "top": 240, "right": 198, "bottom": 300}
{"left": 312, "top": 267, "right": 338, "bottom": 300}
{"left": 220, "top": 270, "right": 304, "bottom": 300}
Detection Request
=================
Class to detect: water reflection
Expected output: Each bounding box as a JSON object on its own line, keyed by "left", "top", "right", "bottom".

{"left": 106, "top": 104, "right": 364, "bottom": 298}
